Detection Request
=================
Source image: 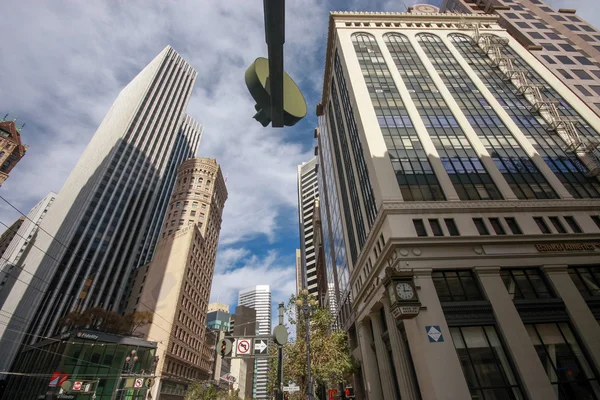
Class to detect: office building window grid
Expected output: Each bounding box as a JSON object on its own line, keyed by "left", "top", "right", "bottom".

{"left": 451, "top": 326, "right": 524, "bottom": 400}
{"left": 317, "top": 114, "right": 349, "bottom": 320}
{"left": 351, "top": 32, "right": 445, "bottom": 201}
{"left": 327, "top": 103, "right": 358, "bottom": 266}
{"left": 432, "top": 270, "right": 485, "bottom": 302}
{"left": 331, "top": 81, "right": 367, "bottom": 251}
{"left": 334, "top": 51, "right": 378, "bottom": 227}
{"left": 450, "top": 33, "right": 600, "bottom": 199}
{"left": 526, "top": 323, "right": 600, "bottom": 399}
{"left": 416, "top": 33, "right": 557, "bottom": 200}
{"left": 500, "top": 268, "right": 556, "bottom": 300}
{"left": 385, "top": 33, "right": 502, "bottom": 201}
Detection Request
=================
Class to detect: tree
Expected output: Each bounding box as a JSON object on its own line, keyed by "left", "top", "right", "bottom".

{"left": 124, "top": 311, "right": 153, "bottom": 334}
{"left": 184, "top": 382, "right": 242, "bottom": 400}
{"left": 267, "top": 295, "right": 356, "bottom": 399}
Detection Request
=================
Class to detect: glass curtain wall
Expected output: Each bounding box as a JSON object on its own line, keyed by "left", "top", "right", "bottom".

{"left": 416, "top": 33, "right": 556, "bottom": 199}
{"left": 351, "top": 32, "right": 445, "bottom": 201}
{"left": 384, "top": 33, "right": 502, "bottom": 201}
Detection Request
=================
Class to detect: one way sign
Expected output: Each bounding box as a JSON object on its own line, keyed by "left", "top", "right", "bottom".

{"left": 254, "top": 339, "right": 268, "bottom": 355}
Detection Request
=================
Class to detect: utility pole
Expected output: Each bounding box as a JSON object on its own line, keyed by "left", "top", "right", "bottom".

{"left": 273, "top": 302, "right": 287, "bottom": 400}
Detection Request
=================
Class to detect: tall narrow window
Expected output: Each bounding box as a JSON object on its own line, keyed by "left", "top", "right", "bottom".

{"left": 386, "top": 33, "right": 502, "bottom": 201}
{"left": 413, "top": 219, "right": 428, "bottom": 237}
{"left": 473, "top": 218, "right": 490, "bottom": 235}
{"left": 420, "top": 33, "right": 556, "bottom": 200}
{"left": 564, "top": 216, "right": 582, "bottom": 233}
{"left": 534, "top": 217, "right": 551, "bottom": 234}
{"left": 444, "top": 218, "right": 460, "bottom": 236}
{"left": 432, "top": 270, "right": 484, "bottom": 301}
{"left": 429, "top": 219, "right": 443, "bottom": 236}
{"left": 569, "top": 266, "right": 600, "bottom": 297}
{"left": 501, "top": 268, "right": 555, "bottom": 299}
{"left": 489, "top": 218, "right": 506, "bottom": 235}
{"left": 451, "top": 326, "right": 524, "bottom": 399}
{"left": 549, "top": 216, "right": 567, "bottom": 233}
{"left": 526, "top": 323, "right": 600, "bottom": 398}
{"left": 450, "top": 33, "right": 600, "bottom": 199}
{"left": 352, "top": 33, "right": 444, "bottom": 201}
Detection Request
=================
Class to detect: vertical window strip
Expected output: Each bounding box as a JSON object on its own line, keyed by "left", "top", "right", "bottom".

{"left": 350, "top": 32, "right": 445, "bottom": 201}
{"left": 450, "top": 34, "right": 600, "bottom": 199}
{"left": 386, "top": 33, "right": 502, "bottom": 201}
{"left": 417, "top": 33, "right": 556, "bottom": 200}
{"left": 331, "top": 82, "right": 367, "bottom": 249}
{"left": 334, "top": 50, "right": 378, "bottom": 226}
{"left": 328, "top": 105, "right": 358, "bottom": 265}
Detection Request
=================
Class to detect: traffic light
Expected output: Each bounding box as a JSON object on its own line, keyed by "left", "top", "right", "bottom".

{"left": 345, "top": 387, "right": 355, "bottom": 399}
{"left": 220, "top": 339, "right": 232, "bottom": 357}
{"left": 283, "top": 393, "right": 289, "bottom": 400}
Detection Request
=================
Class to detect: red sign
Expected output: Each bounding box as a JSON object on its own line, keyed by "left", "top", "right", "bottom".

{"left": 59, "top": 374, "right": 68, "bottom": 386}
{"left": 49, "top": 372, "right": 60, "bottom": 387}
{"left": 73, "top": 381, "right": 82, "bottom": 391}
{"left": 328, "top": 389, "right": 338, "bottom": 400}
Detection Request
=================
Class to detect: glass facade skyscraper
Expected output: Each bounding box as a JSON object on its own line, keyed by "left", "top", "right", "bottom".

{"left": 0, "top": 46, "right": 202, "bottom": 377}
{"left": 316, "top": 8, "right": 600, "bottom": 399}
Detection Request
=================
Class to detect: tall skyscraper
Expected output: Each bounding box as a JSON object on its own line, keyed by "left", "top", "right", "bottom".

{"left": 0, "top": 192, "right": 56, "bottom": 311}
{"left": 0, "top": 118, "right": 28, "bottom": 186}
{"left": 442, "top": 0, "right": 600, "bottom": 117}
{"left": 126, "top": 157, "right": 227, "bottom": 398}
{"left": 207, "top": 302, "right": 232, "bottom": 332}
{"left": 0, "top": 46, "right": 202, "bottom": 376}
{"left": 0, "top": 217, "right": 24, "bottom": 258}
{"left": 238, "top": 285, "right": 271, "bottom": 400}
{"left": 316, "top": 8, "right": 600, "bottom": 399}
{"left": 297, "top": 157, "right": 320, "bottom": 296}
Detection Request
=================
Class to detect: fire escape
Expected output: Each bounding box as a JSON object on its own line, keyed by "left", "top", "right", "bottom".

{"left": 461, "top": 22, "right": 600, "bottom": 177}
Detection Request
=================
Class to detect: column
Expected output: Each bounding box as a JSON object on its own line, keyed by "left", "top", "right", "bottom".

{"left": 543, "top": 265, "right": 600, "bottom": 370}
{"left": 475, "top": 267, "right": 555, "bottom": 400}
{"left": 357, "top": 318, "right": 383, "bottom": 400}
{"left": 382, "top": 297, "right": 420, "bottom": 399}
{"left": 403, "top": 269, "right": 471, "bottom": 400}
{"left": 370, "top": 311, "right": 397, "bottom": 399}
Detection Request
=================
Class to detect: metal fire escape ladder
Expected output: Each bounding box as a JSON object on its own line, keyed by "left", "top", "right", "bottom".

{"left": 469, "top": 26, "right": 600, "bottom": 176}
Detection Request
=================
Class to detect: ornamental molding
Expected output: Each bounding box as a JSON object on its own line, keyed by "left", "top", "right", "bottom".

{"left": 380, "top": 199, "right": 600, "bottom": 213}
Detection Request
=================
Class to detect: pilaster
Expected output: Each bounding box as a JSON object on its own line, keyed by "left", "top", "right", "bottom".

{"left": 370, "top": 311, "right": 398, "bottom": 399}
{"left": 357, "top": 318, "right": 383, "bottom": 400}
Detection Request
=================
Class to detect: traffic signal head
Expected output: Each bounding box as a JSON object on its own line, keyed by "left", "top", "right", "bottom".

{"left": 220, "top": 339, "right": 232, "bottom": 357}
{"left": 345, "top": 387, "right": 355, "bottom": 398}
{"left": 284, "top": 393, "right": 289, "bottom": 400}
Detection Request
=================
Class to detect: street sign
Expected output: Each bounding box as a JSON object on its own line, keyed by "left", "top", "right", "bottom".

{"left": 134, "top": 378, "right": 144, "bottom": 388}
{"left": 84, "top": 383, "right": 91, "bottom": 392}
{"left": 49, "top": 372, "right": 60, "bottom": 387}
{"left": 73, "top": 381, "right": 82, "bottom": 391}
{"left": 254, "top": 339, "right": 268, "bottom": 355}
{"left": 426, "top": 326, "right": 444, "bottom": 342}
{"left": 283, "top": 385, "right": 300, "bottom": 393}
{"left": 236, "top": 339, "right": 251, "bottom": 355}
{"left": 328, "top": 389, "right": 338, "bottom": 400}
{"left": 59, "top": 374, "right": 69, "bottom": 387}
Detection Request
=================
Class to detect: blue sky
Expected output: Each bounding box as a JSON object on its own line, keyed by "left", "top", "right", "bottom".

{"left": 0, "top": 0, "right": 598, "bottom": 328}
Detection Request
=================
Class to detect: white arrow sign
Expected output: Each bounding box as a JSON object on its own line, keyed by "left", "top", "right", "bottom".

{"left": 254, "top": 339, "right": 268, "bottom": 354}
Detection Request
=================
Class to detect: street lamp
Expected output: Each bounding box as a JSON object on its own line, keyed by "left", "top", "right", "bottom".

{"left": 296, "top": 288, "right": 318, "bottom": 400}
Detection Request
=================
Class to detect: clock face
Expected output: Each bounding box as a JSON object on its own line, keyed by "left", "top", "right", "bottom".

{"left": 396, "top": 283, "right": 414, "bottom": 300}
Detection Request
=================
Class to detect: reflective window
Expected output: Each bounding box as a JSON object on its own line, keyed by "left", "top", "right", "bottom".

{"left": 527, "top": 323, "right": 600, "bottom": 399}
{"left": 569, "top": 266, "right": 600, "bottom": 297}
{"left": 413, "top": 219, "right": 427, "bottom": 237}
{"left": 432, "top": 270, "right": 484, "bottom": 302}
{"left": 335, "top": 49, "right": 378, "bottom": 227}
{"left": 591, "top": 215, "right": 600, "bottom": 229}
{"left": 489, "top": 218, "right": 506, "bottom": 235}
{"left": 474, "top": 218, "right": 490, "bottom": 235}
{"left": 500, "top": 268, "right": 555, "bottom": 300}
{"left": 450, "top": 34, "right": 600, "bottom": 199}
{"left": 451, "top": 326, "right": 524, "bottom": 400}
{"left": 351, "top": 32, "right": 444, "bottom": 201}
{"left": 564, "top": 216, "right": 582, "bottom": 233}
{"left": 429, "top": 219, "right": 443, "bottom": 236}
{"left": 420, "top": 33, "right": 555, "bottom": 199}
{"left": 331, "top": 81, "right": 366, "bottom": 253}
{"left": 505, "top": 217, "right": 523, "bottom": 234}
{"left": 549, "top": 216, "right": 567, "bottom": 233}
{"left": 445, "top": 218, "right": 460, "bottom": 236}
{"left": 387, "top": 33, "right": 502, "bottom": 201}
{"left": 534, "top": 217, "right": 552, "bottom": 234}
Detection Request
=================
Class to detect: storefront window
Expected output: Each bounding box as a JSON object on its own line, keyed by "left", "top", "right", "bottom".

{"left": 527, "top": 323, "right": 600, "bottom": 399}
{"left": 451, "top": 326, "right": 524, "bottom": 399}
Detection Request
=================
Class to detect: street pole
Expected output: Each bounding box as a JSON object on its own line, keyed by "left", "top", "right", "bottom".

{"left": 304, "top": 294, "right": 314, "bottom": 400}
{"left": 276, "top": 302, "right": 284, "bottom": 400}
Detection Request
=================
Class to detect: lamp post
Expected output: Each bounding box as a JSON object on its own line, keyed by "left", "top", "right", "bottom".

{"left": 117, "top": 349, "right": 139, "bottom": 400}
{"left": 296, "top": 288, "right": 318, "bottom": 400}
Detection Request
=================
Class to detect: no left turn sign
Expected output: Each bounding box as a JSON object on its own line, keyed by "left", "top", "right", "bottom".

{"left": 237, "top": 339, "right": 251, "bottom": 355}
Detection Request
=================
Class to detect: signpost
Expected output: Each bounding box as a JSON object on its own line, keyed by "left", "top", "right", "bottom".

{"left": 236, "top": 339, "right": 251, "bottom": 355}
{"left": 254, "top": 339, "right": 268, "bottom": 355}
{"left": 283, "top": 385, "right": 300, "bottom": 393}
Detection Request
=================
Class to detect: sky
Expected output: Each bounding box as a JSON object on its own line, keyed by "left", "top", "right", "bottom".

{"left": 0, "top": 0, "right": 599, "bottom": 329}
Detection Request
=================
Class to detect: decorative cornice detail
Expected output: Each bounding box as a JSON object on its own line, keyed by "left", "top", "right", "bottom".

{"left": 380, "top": 199, "right": 600, "bottom": 213}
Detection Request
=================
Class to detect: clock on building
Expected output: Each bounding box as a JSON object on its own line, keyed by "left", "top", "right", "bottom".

{"left": 383, "top": 268, "right": 421, "bottom": 320}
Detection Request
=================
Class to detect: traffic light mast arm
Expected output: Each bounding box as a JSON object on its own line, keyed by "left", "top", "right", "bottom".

{"left": 263, "top": 0, "right": 285, "bottom": 127}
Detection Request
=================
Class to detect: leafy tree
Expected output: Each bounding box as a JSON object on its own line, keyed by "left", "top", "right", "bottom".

{"left": 184, "top": 382, "right": 243, "bottom": 400}
{"left": 267, "top": 295, "right": 355, "bottom": 399}
{"left": 124, "top": 311, "right": 153, "bottom": 334}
